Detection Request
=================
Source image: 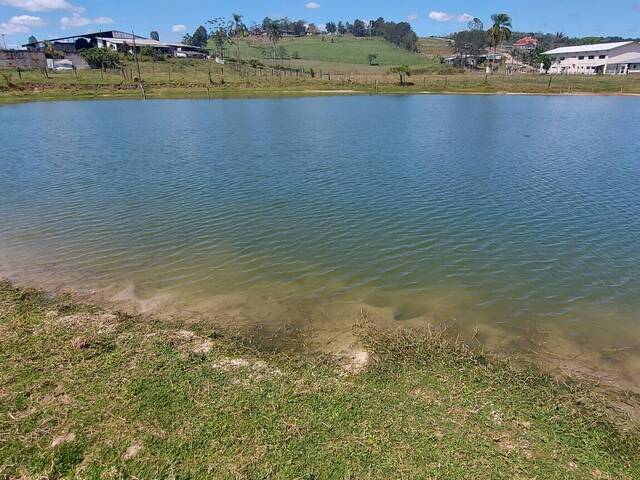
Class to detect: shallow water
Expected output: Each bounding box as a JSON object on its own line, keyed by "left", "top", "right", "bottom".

{"left": 1, "top": 96, "right": 639, "bottom": 386}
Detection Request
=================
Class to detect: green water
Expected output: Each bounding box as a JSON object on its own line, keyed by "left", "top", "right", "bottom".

{"left": 1, "top": 96, "right": 639, "bottom": 386}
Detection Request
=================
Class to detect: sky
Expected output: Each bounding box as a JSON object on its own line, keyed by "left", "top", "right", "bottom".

{"left": 1, "top": 0, "right": 639, "bottom": 48}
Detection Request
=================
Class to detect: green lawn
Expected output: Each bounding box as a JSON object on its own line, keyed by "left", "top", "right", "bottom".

{"left": 217, "top": 35, "right": 432, "bottom": 66}
{"left": 1, "top": 281, "right": 639, "bottom": 478}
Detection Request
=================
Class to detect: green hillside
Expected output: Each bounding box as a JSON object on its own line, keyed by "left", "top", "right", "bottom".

{"left": 214, "top": 35, "right": 430, "bottom": 66}
{"left": 417, "top": 37, "right": 455, "bottom": 57}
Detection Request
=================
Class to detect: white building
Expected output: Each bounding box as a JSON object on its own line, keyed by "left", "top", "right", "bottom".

{"left": 543, "top": 41, "right": 640, "bottom": 75}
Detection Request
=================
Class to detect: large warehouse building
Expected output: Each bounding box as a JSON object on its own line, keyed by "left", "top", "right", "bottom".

{"left": 23, "top": 30, "right": 207, "bottom": 59}
{"left": 543, "top": 41, "right": 640, "bottom": 75}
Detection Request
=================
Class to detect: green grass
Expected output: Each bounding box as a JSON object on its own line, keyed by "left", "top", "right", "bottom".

{"left": 2, "top": 55, "right": 640, "bottom": 105}
{"left": 222, "top": 35, "right": 432, "bottom": 66}
{"left": 1, "top": 280, "right": 639, "bottom": 478}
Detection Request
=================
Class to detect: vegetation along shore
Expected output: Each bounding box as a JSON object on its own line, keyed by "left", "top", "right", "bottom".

{"left": 1, "top": 280, "right": 639, "bottom": 478}
{"left": 3, "top": 24, "right": 640, "bottom": 103}
{"left": 2, "top": 55, "right": 640, "bottom": 104}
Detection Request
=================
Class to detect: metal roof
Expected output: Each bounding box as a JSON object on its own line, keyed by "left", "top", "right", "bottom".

{"left": 96, "top": 37, "right": 205, "bottom": 51}
{"left": 543, "top": 41, "right": 634, "bottom": 55}
{"left": 606, "top": 51, "right": 640, "bottom": 64}
{"left": 96, "top": 37, "right": 164, "bottom": 46}
{"left": 22, "top": 30, "right": 144, "bottom": 46}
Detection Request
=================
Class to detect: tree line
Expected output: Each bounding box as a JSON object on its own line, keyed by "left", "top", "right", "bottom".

{"left": 180, "top": 15, "right": 419, "bottom": 52}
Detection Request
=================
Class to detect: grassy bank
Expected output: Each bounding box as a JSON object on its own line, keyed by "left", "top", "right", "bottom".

{"left": 2, "top": 57, "right": 640, "bottom": 104}
{"left": 228, "top": 36, "right": 432, "bottom": 66}
{"left": 1, "top": 281, "right": 639, "bottom": 478}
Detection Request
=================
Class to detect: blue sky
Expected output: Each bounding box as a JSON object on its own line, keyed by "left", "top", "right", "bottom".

{"left": 1, "top": 0, "right": 639, "bottom": 47}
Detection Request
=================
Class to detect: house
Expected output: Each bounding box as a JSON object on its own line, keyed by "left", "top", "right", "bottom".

{"left": 542, "top": 41, "right": 640, "bottom": 74}
{"left": 512, "top": 36, "right": 538, "bottom": 52}
{"left": 23, "top": 30, "right": 207, "bottom": 60}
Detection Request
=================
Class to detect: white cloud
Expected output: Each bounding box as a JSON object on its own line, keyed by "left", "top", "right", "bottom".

{"left": 428, "top": 11, "right": 453, "bottom": 22}
{"left": 406, "top": 13, "right": 418, "bottom": 22}
{"left": 0, "top": 14, "right": 45, "bottom": 34}
{"left": 93, "top": 16, "right": 113, "bottom": 25}
{"left": 58, "top": 13, "right": 112, "bottom": 29}
{"left": 59, "top": 12, "right": 89, "bottom": 28}
{"left": 428, "top": 11, "right": 476, "bottom": 23}
{"left": 0, "top": 0, "right": 84, "bottom": 13}
{"left": 305, "top": 2, "right": 320, "bottom": 9}
{"left": 171, "top": 24, "right": 186, "bottom": 33}
{"left": 457, "top": 13, "right": 475, "bottom": 23}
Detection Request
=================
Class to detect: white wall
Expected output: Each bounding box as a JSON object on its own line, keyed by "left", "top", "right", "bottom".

{"left": 548, "top": 42, "right": 640, "bottom": 75}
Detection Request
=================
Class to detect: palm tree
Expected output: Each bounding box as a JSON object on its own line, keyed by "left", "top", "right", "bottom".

{"left": 487, "top": 13, "right": 512, "bottom": 71}
{"left": 553, "top": 32, "right": 567, "bottom": 49}
{"left": 267, "top": 20, "right": 282, "bottom": 60}
{"left": 232, "top": 13, "right": 246, "bottom": 71}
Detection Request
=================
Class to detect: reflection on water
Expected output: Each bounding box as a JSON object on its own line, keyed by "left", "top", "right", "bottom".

{"left": 1, "top": 96, "right": 639, "bottom": 388}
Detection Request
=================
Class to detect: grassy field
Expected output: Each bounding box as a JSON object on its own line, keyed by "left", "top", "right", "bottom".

{"left": 221, "top": 35, "right": 433, "bottom": 66}
{"left": 417, "top": 37, "right": 455, "bottom": 58}
{"left": 1, "top": 280, "right": 639, "bottom": 478}
{"left": 2, "top": 56, "right": 640, "bottom": 104}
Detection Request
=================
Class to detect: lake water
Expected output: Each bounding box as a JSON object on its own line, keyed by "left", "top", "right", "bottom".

{"left": 1, "top": 96, "right": 639, "bottom": 388}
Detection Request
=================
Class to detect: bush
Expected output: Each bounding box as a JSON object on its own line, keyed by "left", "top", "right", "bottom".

{"left": 80, "top": 47, "right": 121, "bottom": 69}
{"left": 140, "top": 46, "right": 165, "bottom": 61}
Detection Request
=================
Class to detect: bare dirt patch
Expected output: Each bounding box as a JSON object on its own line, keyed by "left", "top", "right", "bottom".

{"left": 51, "top": 432, "right": 75, "bottom": 448}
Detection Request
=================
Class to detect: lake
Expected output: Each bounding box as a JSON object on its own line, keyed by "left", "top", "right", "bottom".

{"left": 1, "top": 96, "right": 639, "bottom": 388}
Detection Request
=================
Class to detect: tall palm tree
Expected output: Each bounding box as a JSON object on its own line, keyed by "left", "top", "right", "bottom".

{"left": 553, "top": 32, "right": 567, "bottom": 49}
{"left": 232, "top": 13, "right": 246, "bottom": 71}
{"left": 487, "top": 13, "right": 512, "bottom": 71}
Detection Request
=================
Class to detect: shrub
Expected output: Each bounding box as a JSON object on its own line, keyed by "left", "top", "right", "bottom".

{"left": 80, "top": 47, "right": 121, "bottom": 69}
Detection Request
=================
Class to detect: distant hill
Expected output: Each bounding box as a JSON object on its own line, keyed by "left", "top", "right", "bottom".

{"left": 417, "top": 37, "right": 454, "bottom": 57}
{"left": 215, "top": 35, "right": 431, "bottom": 66}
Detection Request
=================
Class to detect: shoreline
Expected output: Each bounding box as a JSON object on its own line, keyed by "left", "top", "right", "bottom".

{"left": 3, "top": 84, "right": 640, "bottom": 105}
{"left": 3, "top": 273, "right": 639, "bottom": 395}
{"left": 1, "top": 279, "right": 639, "bottom": 477}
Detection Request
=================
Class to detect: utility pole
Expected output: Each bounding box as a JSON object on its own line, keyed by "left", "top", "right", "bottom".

{"left": 131, "top": 30, "right": 142, "bottom": 81}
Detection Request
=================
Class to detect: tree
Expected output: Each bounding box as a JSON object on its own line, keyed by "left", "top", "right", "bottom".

{"left": 293, "top": 20, "right": 306, "bottom": 37}
{"left": 487, "top": 13, "right": 512, "bottom": 72}
{"left": 266, "top": 20, "right": 282, "bottom": 59}
{"left": 487, "top": 13, "right": 512, "bottom": 53}
{"left": 533, "top": 50, "right": 551, "bottom": 72}
{"left": 231, "top": 13, "right": 246, "bottom": 68}
{"left": 262, "top": 17, "right": 272, "bottom": 33}
{"left": 368, "top": 53, "right": 378, "bottom": 65}
{"left": 306, "top": 23, "right": 319, "bottom": 35}
{"left": 139, "top": 45, "right": 164, "bottom": 61}
{"left": 27, "top": 35, "right": 37, "bottom": 45}
{"left": 352, "top": 19, "right": 367, "bottom": 37}
{"left": 337, "top": 21, "right": 346, "bottom": 35}
{"left": 389, "top": 65, "right": 410, "bottom": 86}
{"left": 370, "top": 17, "right": 385, "bottom": 36}
{"left": 42, "top": 41, "right": 64, "bottom": 59}
{"left": 80, "top": 47, "right": 120, "bottom": 68}
{"left": 232, "top": 14, "right": 246, "bottom": 37}
{"left": 208, "top": 17, "right": 232, "bottom": 60}
{"left": 453, "top": 29, "right": 487, "bottom": 58}
{"left": 377, "top": 21, "right": 418, "bottom": 51}
{"left": 325, "top": 22, "right": 336, "bottom": 34}
{"left": 150, "top": 31, "right": 160, "bottom": 41}
{"left": 191, "top": 25, "right": 209, "bottom": 48}
{"left": 467, "top": 18, "right": 484, "bottom": 31}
